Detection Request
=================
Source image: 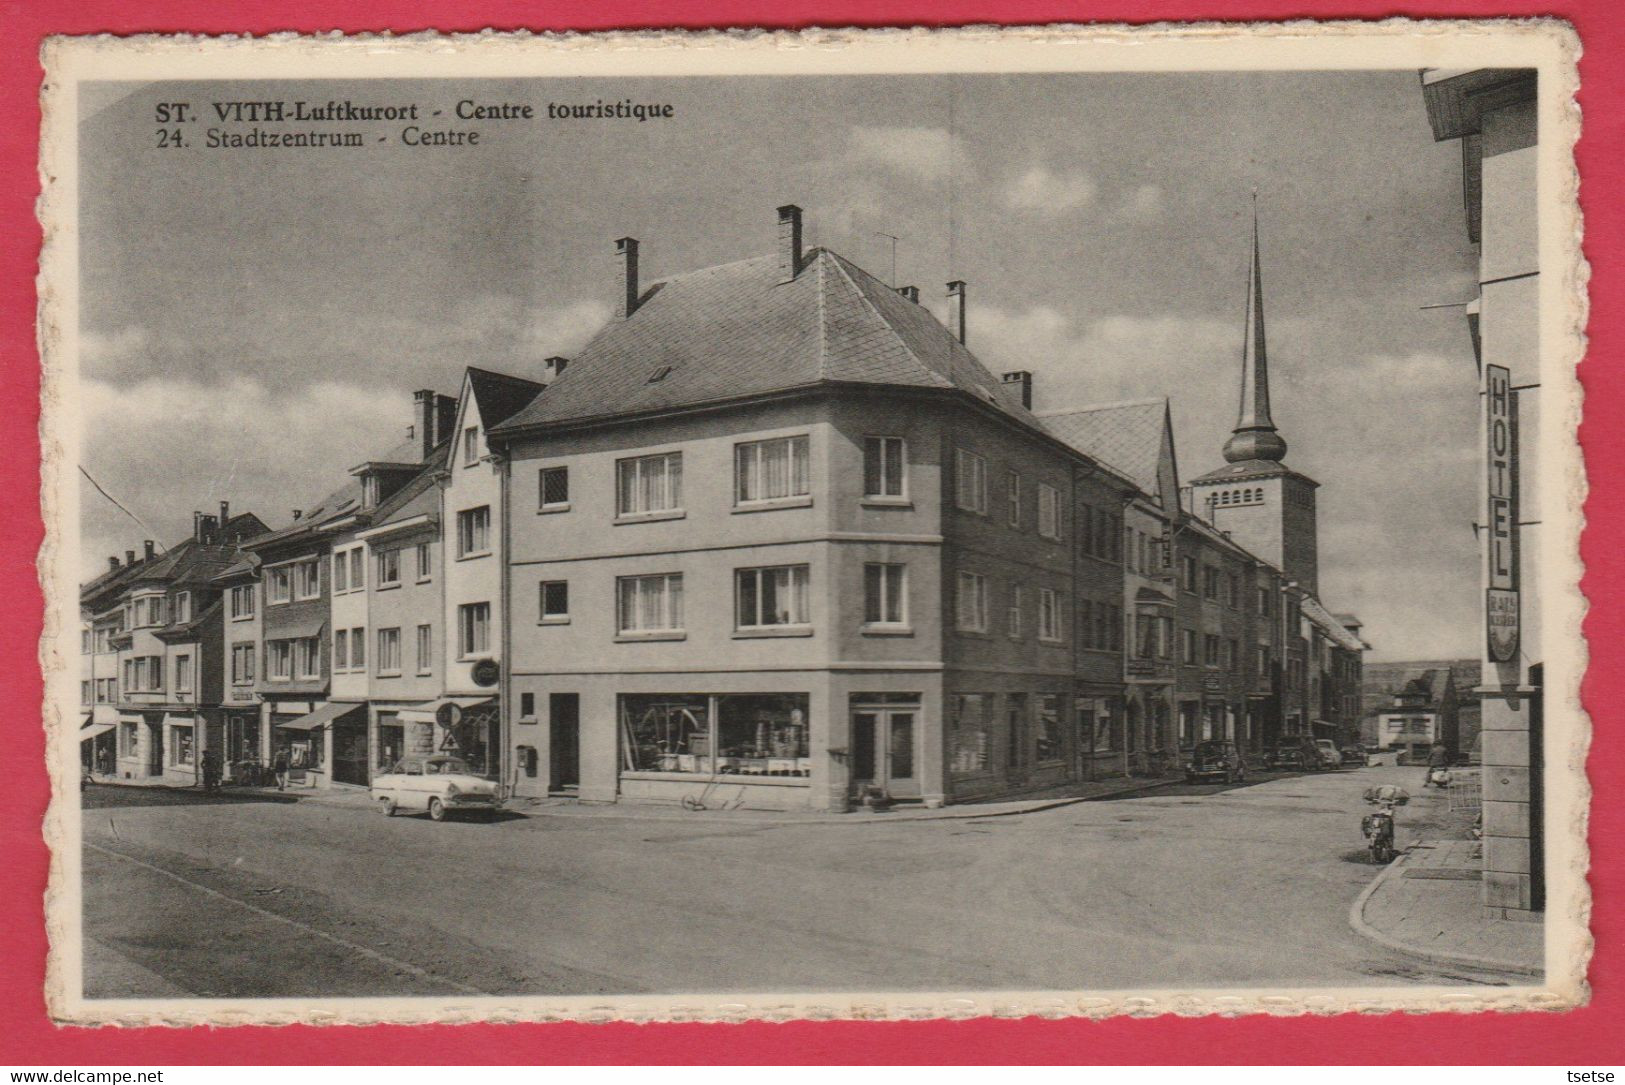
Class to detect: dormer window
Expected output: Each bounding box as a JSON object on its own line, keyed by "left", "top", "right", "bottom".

{"left": 362, "top": 475, "right": 380, "bottom": 509}
{"left": 463, "top": 426, "right": 480, "bottom": 466}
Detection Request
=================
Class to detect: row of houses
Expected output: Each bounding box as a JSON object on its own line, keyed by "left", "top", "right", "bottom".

{"left": 79, "top": 203, "right": 1367, "bottom": 813}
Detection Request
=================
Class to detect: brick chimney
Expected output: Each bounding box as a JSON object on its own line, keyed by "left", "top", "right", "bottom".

{"left": 292, "top": 509, "right": 302, "bottom": 521}
{"left": 108, "top": 556, "right": 120, "bottom": 571}
{"left": 414, "top": 389, "right": 438, "bottom": 460}
{"left": 1002, "top": 371, "right": 1033, "bottom": 409}
{"left": 544, "top": 356, "right": 569, "bottom": 380}
{"left": 219, "top": 501, "right": 230, "bottom": 527}
{"left": 143, "top": 540, "right": 156, "bottom": 561}
{"left": 947, "top": 281, "right": 967, "bottom": 344}
{"left": 198, "top": 514, "right": 219, "bottom": 542}
{"left": 615, "top": 237, "right": 640, "bottom": 319}
{"left": 777, "top": 205, "right": 803, "bottom": 284}
{"left": 125, "top": 549, "right": 135, "bottom": 566}
{"left": 435, "top": 394, "right": 458, "bottom": 451}
{"left": 896, "top": 285, "right": 919, "bottom": 304}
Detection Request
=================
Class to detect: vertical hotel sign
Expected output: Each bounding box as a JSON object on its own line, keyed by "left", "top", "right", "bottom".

{"left": 1485, "top": 364, "right": 1520, "bottom": 662}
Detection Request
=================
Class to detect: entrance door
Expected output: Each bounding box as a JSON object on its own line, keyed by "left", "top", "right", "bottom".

{"left": 850, "top": 707, "right": 920, "bottom": 800}
{"left": 148, "top": 722, "right": 164, "bottom": 775}
{"left": 550, "top": 693, "right": 580, "bottom": 791}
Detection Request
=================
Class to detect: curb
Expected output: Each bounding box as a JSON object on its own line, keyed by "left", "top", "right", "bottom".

{"left": 1348, "top": 848, "right": 1543, "bottom": 978}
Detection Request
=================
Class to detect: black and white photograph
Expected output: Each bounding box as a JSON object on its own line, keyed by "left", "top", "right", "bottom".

{"left": 41, "top": 26, "right": 1586, "bottom": 1022}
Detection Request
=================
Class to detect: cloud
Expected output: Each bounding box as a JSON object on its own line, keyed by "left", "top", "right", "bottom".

{"left": 847, "top": 126, "right": 972, "bottom": 182}
{"left": 79, "top": 325, "right": 155, "bottom": 379}
{"left": 1111, "top": 184, "right": 1165, "bottom": 224}
{"left": 79, "top": 376, "right": 408, "bottom": 577}
{"left": 1002, "top": 166, "right": 1098, "bottom": 214}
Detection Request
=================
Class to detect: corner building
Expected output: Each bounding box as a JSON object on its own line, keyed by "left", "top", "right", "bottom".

{"left": 492, "top": 206, "right": 1128, "bottom": 811}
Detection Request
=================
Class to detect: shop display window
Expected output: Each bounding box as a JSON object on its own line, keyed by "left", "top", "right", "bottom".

{"left": 620, "top": 693, "right": 809, "bottom": 777}
{"left": 171, "top": 726, "right": 195, "bottom": 767}
{"left": 950, "top": 693, "right": 992, "bottom": 776}
{"left": 1036, "top": 693, "right": 1064, "bottom": 762}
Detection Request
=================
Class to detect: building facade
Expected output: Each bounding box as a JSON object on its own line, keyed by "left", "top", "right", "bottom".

{"left": 1422, "top": 67, "right": 1543, "bottom": 917}
{"left": 492, "top": 206, "right": 1128, "bottom": 812}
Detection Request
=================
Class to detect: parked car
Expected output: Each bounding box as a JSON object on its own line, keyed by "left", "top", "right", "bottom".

{"left": 371, "top": 755, "right": 503, "bottom": 821}
{"left": 1264, "top": 737, "right": 1326, "bottom": 771}
{"left": 1314, "top": 739, "right": 1344, "bottom": 769}
{"left": 1339, "top": 744, "right": 1370, "bottom": 767}
{"left": 1185, "top": 740, "right": 1247, "bottom": 784}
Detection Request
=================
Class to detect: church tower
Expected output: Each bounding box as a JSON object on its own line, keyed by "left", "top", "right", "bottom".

{"left": 1189, "top": 199, "right": 1320, "bottom": 596}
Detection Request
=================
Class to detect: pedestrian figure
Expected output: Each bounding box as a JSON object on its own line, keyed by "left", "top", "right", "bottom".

{"left": 1423, "top": 741, "right": 1450, "bottom": 787}
{"left": 201, "top": 749, "right": 221, "bottom": 793}
{"left": 273, "top": 749, "right": 289, "bottom": 791}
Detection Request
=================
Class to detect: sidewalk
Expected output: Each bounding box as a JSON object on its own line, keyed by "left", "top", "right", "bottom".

{"left": 1351, "top": 836, "right": 1545, "bottom": 978}
{"left": 227, "top": 772, "right": 1183, "bottom": 824}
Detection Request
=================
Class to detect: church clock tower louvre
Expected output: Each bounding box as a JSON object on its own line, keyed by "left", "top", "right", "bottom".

{"left": 1189, "top": 198, "right": 1321, "bottom": 597}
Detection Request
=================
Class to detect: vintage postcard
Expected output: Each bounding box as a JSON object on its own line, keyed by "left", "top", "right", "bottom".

{"left": 38, "top": 22, "right": 1587, "bottom": 1025}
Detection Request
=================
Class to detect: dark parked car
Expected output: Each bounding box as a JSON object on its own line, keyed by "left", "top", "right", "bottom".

{"left": 1340, "top": 744, "right": 1370, "bottom": 767}
{"left": 1264, "top": 736, "right": 1326, "bottom": 771}
{"left": 1185, "top": 740, "right": 1247, "bottom": 784}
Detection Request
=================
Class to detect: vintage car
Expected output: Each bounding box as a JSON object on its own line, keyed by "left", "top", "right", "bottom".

{"left": 1339, "top": 743, "right": 1371, "bottom": 767}
{"left": 1314, "top": 739, "right": 1344, "bottom": 769}
{"left": 371, "top": 754, "right": 503, "bottom": 821}
{"left": 1185, "top": 740, "right": 1247, "bottom": 785}
{"left": 1263, "top": 737, "right": 1326, "bottom": 772}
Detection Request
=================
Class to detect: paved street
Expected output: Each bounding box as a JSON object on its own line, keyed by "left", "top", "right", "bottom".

{"left": 80, "top": 762, "right": 1512, "bottom": 999}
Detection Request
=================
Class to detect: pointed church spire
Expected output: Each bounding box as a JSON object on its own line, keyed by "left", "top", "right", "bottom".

{"left": 1223, "top": 193, "right": 1289, "bottom": 464}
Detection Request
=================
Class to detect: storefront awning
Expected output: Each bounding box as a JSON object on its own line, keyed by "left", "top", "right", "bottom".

{"left": 397, "top": 696, "right": 492, "bottom": 724}
{"left": 81, "top": 722, "right": 114, "bottom": 740}
{"left": 267, "top": 616, "right": 327, "bottom": 641}
{"left": 275, "top": 701, "right": 362, "bottom": 732}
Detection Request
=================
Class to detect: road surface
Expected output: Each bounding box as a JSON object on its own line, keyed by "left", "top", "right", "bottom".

{"left": 79, "top": 762, "right": 1508, "bottom": 998}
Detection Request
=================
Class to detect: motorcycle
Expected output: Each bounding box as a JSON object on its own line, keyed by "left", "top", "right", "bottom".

{"left": 1361, "top": 784, "right": 1409, "bottom": 864}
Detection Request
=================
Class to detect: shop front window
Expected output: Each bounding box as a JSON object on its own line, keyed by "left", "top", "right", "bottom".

{"left": 172, "top": 726, "right": 195, "bottom": 767}
{"left": 950, "top": 693, "right": 992, "bottom": 777}
{"left": 1036, "top": 693, "right": 1064, "bottom": 762}
{"left": 619, "top": 693, "right": 809, "bottom": 777}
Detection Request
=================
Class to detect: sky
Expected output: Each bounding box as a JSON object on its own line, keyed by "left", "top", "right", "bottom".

{"left": 77, "top": 71, "right": 1485, "bottom": 661}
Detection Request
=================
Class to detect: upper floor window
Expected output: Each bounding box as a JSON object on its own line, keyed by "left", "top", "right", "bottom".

{"left": 268, "top": 565, "right": 293, "bottom": 604}
{"left": 416, "top": 624, "right": 433, "bottom": 674}
{"left": 1038, "top": 484, "right": 1062, "bottom": 540}
{"left": 1181, "top": 555, "right": 1198, "bottom": 593}
{"left": 334, "top": 550, "right": 350, "bottom": 593}
{"left": 231, "top": 642, "right": 255, "bottom": 685}
{"left": 334, "top": 629, "right": 349, "bottom": 672}
{"left": 539, "top": 466, "right": 570, "bottom": 510}
{"left": 1178, "top": 628, "right": 1196, "bottom": 665}
{"left": 956, "top": 571, "right": 989, "bottom": 633}
{"left": 862, "top": 437, "right": 905, "bottom": 499}
{"left": 80, "top": 629, "right": 91, "bottom": 654}
{"left": 415, "top": 542, "right": 432, "bottom": 581}
{"left": 1006, "top": 584, "right": 1023, "bottom": 639}
{"left": 1038, "top": 588, "right": 1063, "bottom": 642}
{"left": 458, "top": 602, "right": 491, "bottom": 657}
{"left": 269, "top": 640, "right": 294, "bottom": 681}
{"left": 174, "top": 654, "right": 193, "bottom": 693}
{"left": 863, "top": 563, "right": 907, "bottom": 627}
{"left": 174, "top": 592, "right": 192, "bottom": 623}
{"left": 736, "top": 436, "right": 809, "bottom": 505}
{"left": 457, "top": 506, "right": 491, "bottom": 557}
{"left": 228, "top": 584, "right": 255, "bottom": 620}
{"left": 287, "top": 558, "right": 320, "bottom": 601}
{"left": 376, "top": 627, "right": 402, "bottom": 675}
{"left": 297, "top": 637, "right": 322, "bottom": 680}
{"left": 348, "top": 549, "right": 364, "bottom": 591}
{"left": 1257, "top": 587, "right": 1272, "bottom": 616}
{"left": 736, "top": 565, "right": 810, "bottom": 629}
{"left": 617, "top": 574, "right": 683, "bottom": 635}
{"left": 955, "top": 449, "right": 988, "bottom": 514}
{"left": 539, "top": 581, "right": 569, "bottom": 624}
{"left": 377, "top": 548, "right": 401, "bottom": 587}
{"left": 132, "top": 595, "right": 166, "bottom": 627}
{"left": 462, "top": 425, "right": 480, "bottom": 466}
{"left": 1006, "top": 470, "right": 1021, "bottom": 527}
{"left": 1203, "top": 566, "right": 1220, "bottom": 601}
{"left": 1204, "top": 634, "right": 1221, "bottom": 668}
{"left": 1227, "top": 572, "right": 1241, "bottom": 608}
{"left": 617, "top": 452, "right": 683, "bottom": 517}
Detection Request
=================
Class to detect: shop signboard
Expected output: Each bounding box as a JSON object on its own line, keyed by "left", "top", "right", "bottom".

{"left": 1485, "top": 364, "right": 1520, "bottom": 663}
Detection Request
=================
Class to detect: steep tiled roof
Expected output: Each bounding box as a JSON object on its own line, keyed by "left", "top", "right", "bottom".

{"left": 494, "top": 247, "right": 1035, "bottom": 434}
{"left": 1038, "top": 399, "right": 1168, "bottom": 496}
{"left": 467, "top": 368, "right": 547, "bottom": 430}
{"left": 155, "top": 598, "right": 223, "bottom": 642}
{"left": 368, "top": 455, "right": 443, "bottom": 528}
